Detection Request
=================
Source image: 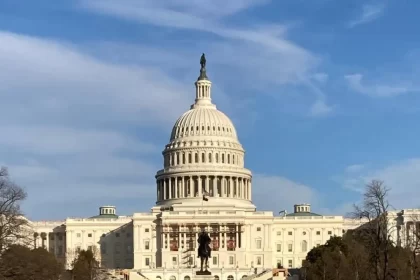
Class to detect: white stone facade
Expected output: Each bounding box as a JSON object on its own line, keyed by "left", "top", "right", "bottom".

{"left": 25, "top": 58, "right": 418, "bottom": 280}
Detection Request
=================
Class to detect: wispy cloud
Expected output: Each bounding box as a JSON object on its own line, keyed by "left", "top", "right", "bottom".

{"left": 337, "top": 159, "right": 420, "bottom": 209}
{"left": 80, "top": 0, "right": 333, "bottom": 117}
{"left": 344, "top": 73, "right": 417, "bottom": 97}
{"left": 348, "top": 4, "right": 385, "bottom": 28}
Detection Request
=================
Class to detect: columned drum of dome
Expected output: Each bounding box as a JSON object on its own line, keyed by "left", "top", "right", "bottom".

{"left": 155, "top": 55, "right": 255, "bottom": 210}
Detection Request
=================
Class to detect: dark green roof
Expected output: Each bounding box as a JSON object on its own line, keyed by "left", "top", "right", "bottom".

{"left": 89, "top": 214, "right": 118, "bottom": 219}
{"left": 286, "top": 212, "right": 322, "bottom": 217}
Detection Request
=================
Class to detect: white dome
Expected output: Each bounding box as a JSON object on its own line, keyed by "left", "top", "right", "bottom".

{"left": 170, "top": 107, "right": 238, "bottom": 142}
{"left": 154, "top": 55, "right": 255, "bottom": 211}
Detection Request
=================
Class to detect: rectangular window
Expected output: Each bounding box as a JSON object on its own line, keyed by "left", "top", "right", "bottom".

{"left": 76, "top": 246, "right": 81, "bottom": 253}
{"left": 288, "top": 260, "right": 293, "bottom": 268}
{"left": 58, "top": 245, "right": 63, "bottom": 255}
{"left": 127, "top": 245, "right": 132, "bottom": 253}
{"left": 288, "top": 244, "right": 293, "bottom": 252}
{"left": 87, "top": 246, "right": 93, "bottom": 251}
{"left": 256, "top": 239, "right": 262, "bottom": 249}
{"left": 288, "top": 231, "right": 292, "bottom": 235}
{"left": 126, "top": 232, "right": 131, "bottom": 238}
{"left": 145, "top": 228, "right": 149, "bottom": 233}
{"left": 276, "top": 260, "right": 282, "bottom": 268}
{"left": 257, "top": 256, "right": 262, "bottom": 265}
{"left": 276, "top": 231, "right": 281, "bottom": 236}
{"left": 145, "top": 241, "right": 150, "bottom": 250}
{"left": 172, "top": 256, "right": 177, "bottom": 265}
{"left": 316, "top": 231, "right": 320, "bottom": 235}
{"left": 213, "top": 256, "right": 218, "bottom": 265}
{"left": 328, "top": 231, "right": 332, "bottom": 235}
{"left": 77, "top": 233, "right": 81, "bottom": 238}
{"left": 145, "top": 258, "right": 150, "bottom": 266}
{"left": 58, "top": 235, "right": 63, "bottom": 241}
{"left": 50, "top": 234, "right": 55, "bottom": 240}
{"left": 276, "top": 243, "right": 281, "bottom": 252}
{"left": 256, "top": 227, "right": 261, "bottom": 231}
{"left": 229, "top": 256, "right": 234, "bottom": 265}
{"left": 88, "top": 233, "right": 92, "bottom": 237}
{"left": 116, "top": 233, "right": 120, "bottom": 237}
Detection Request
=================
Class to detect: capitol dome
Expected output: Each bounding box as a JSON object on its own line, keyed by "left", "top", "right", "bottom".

{"left": 169, "top": 107, "right": 238, "bottom": 142}
{"left": 154, "top": 54, "right": 254, "bottom": 210}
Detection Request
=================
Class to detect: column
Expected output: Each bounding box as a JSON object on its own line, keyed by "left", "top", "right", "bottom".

{"left": 175, "top": 178, "right": 179, "bottom": 199}
{"left": 156, "top": 181, "right": 159, "bottom": 201}
{"left": 81, "top": 230, "right": 85, "bottom": 249}
{"left": 206, "top": 176, "right": 210, "bottom": 195}
{"left": 163, "top": 179, "right": 167, "bottom": 200}
{"left": 189, "top": 176, "right": 193, "bottom": 197}
{"left": 249, "top": 180, "right": 252, "bottom": 200}
{"left": 182, "top": 176, "right": 185, "bottom": 198}
{"left": 229, "top": 177, "right": 233, "bottom": 197}
{"left": 235, "top": 224, "right": 239, "bottom": 249}
{"left": 236, "top": 178, "right": 239, "bottom": 198}
{"left": 212, "top": 176, "right": 217, "bottom": 197}
{"left": 198, "top": 176, "right": 202, "bottom": 196}
{"left": 162, "top": 226, "right": 166, "bottom": 250}
{"left": 169, "top": 178, "right": 172, "bottom": 199}
{"left": 138, "top": 225, "right": 142, "bottom": 251}
{"left": 134, "top": 226, "right": 139, "bottom": 250}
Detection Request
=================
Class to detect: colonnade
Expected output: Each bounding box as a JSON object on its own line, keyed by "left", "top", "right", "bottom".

{"left": 156, "top": 175, "right": 251, "bottom": 201}
{"left": 164, "top": 150, "right": 243, "bottom": 167}
{"left": 161, "top": 223, "right": 242, "bottom": 251}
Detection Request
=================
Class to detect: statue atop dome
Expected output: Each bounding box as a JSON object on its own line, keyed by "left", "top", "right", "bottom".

{"left": 198, "top": 53, "right": 208, "bottom": 80}
{"left": 200, "top": 53, "right": 206, "bottom": 70}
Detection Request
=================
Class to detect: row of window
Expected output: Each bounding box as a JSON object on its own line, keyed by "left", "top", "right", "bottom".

{"left": 273, "top": 230, "right": 334, "bottom": 236}
{"left": 164, "top": 151, "right": 242, "bottom": 167}
{"left": 74, "top": 229, "right": 150, "bottom": 239}
{"left": 171, "top": 124, "right": 234, "bottom": 139}
{"left": 155, "top": 275, "right": 237, "bottom": 280}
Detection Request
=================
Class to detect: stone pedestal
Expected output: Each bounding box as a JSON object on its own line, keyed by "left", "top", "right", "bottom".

{"left": 193, "top": 272, "right": 213, "bottom": 280}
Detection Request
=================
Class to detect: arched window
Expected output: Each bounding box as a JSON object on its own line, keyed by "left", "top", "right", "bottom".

{"left": 208, "top": 153, "right": 212, "bottom": 163}
{"left": 227, "top": 276, "right": 234, "bottom": 280}
{"left": 241, "top": 276, "right": 247, "bottom": 279}
{"left": 184, "top": 276, "right": 191, "bottom": 280}
{"left": 301, "top": 240, "right": 308, "bottom": 252}
{"left": 215, "top": 153, "right": 219, "bottom": 163}
{"left": 202, "top": 153, "right": 205, "bottom": 163}
{"left": 188, "top": 154, "right": 192, "bottom": 164}
{"left": 233, "top": 155, "right": 235, "bottom": 164}
{"left": 170, "top": 276, "right": 176, "bottom": 280}
{"left": 182, "top": 153, "right": 186, "bottom": 164}
{"left": 214, "top": 276, "right": 219, "bottom": 280}
{"left": 227, "top": 154, "right": 230, "bottom": 164}
{"left": 156, "top": 277, "right": 161, "bottom": 280}
{"left": 195, "top": 153, "right": 199, "bottom": 163}
{"left": 222, "top": 154, "right": 225, "bottom": 163}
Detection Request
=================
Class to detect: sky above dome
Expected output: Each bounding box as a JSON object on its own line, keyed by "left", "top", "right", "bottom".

{"left": 1, "top": 0, "right": 420, "bottom": 220}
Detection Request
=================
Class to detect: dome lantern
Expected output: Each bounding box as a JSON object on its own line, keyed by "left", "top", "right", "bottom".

{"left": 192, "top": 53, "right": 214, "bottom": 109}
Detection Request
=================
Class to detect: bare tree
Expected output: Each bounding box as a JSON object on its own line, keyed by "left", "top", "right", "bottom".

{"left": 351, "top": 180, "right": 393, "bottom": 280}
{"left": 0, "top": 166, "right": 29, "bottom": 252}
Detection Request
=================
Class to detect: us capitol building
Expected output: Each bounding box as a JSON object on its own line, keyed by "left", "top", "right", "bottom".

{"left": 27, "top": 56, "right": 418, "bottom": 280}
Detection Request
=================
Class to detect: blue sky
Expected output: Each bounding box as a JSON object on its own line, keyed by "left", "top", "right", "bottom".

{"left": 1, "top": 0, "right": 420, "bottom": 220}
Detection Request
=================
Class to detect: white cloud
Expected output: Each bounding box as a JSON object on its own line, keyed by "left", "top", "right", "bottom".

{"left": 345, "top": 164, "right": 366, "bottom": 173}
{"left": 253, "top": 174, "right": 329, "bottom": 215}
{"left": 309, "top": 99, "right": 334, "bottom": 117}
{"left": 312, "top": 72, "right": 329, "bottom": 84}
{"left": 80, "top": 0, "right": 332, "bottom": 116}
{"left": 0, "top": 31, "right": 192, "bottom": 127}
{"left": 348, "top": 4, "right": 385, "bottom": 28}
{"left": 339, "top": 159, "right": 420, "bottom": 210}
{"left": 344, "top": 73, "right": 416, "bottom": 97}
